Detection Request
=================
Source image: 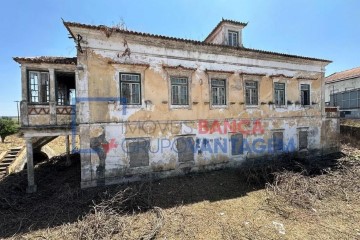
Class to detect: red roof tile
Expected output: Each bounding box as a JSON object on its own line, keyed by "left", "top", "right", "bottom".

{"left": 326, "top": 66, "right": 360, "bottom": 82}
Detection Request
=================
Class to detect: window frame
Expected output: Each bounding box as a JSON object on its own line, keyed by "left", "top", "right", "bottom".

{"left": 211, "top": 78, "right": 227, "bottom": 106}
{"left": 27, "top": 70, "right": 50, "bottom": 104}
{"left": 300, "top": 84, "right": 311, "bottom": 106}
{"left": 228, "top": 30, "right": 239, "bottom": 47}
{"left": 119, "top": 72, "right": 142, "bottom": 105}
{"left": 274, "top": 82, "right": 286, "bottom": 106}
{"left": 245, "top": 80, "right": 259, "bottom": 106}
{"left": 170, "top": 76, "right": 189, "bottom": 106}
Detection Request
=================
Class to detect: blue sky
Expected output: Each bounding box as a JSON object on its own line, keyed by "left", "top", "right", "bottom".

{"left": 1, "top": 0, "right": 359, "bottom": 116}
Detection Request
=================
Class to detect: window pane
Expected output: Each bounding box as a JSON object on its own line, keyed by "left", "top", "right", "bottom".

{"left": 121, "top": 83, "right": 131, "bottom": 104}
{"left": 29, "top": 72, "right": 39, "bottom": 103}
{"left": 171, "top": 77, "right": 188, "bottom": 105}
{"left": 121, "top": 74, "right": 139, "bottom": 82}
{"left": 131, "top": 83, "right": 140, "bottom": 104}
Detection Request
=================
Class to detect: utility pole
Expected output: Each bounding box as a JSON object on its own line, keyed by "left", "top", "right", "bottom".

{"left": 14, "top": 101, "right": 20, "bottom": 124}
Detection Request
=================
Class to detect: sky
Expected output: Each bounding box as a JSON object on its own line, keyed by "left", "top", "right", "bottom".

{"left": 1, "top": 0, "right": 359, "bottom": 116}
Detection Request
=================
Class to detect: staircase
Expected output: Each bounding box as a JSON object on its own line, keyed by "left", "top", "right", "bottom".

{"left": 0, "top": 147, "right": 23, "bottom": 179}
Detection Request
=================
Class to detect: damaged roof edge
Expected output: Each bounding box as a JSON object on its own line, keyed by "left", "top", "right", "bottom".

{"left": 62, "top": 20, "right": 332, "bottom": 64}
{"left": 13, "top": 56, "right": 77, "bottom": 65}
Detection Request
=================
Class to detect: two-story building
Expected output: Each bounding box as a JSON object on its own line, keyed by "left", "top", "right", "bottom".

{"left": 14, "top": 19, "right": 339, "bottom": 192}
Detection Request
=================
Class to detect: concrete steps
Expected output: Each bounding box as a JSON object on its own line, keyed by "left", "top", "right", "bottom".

{"left": 0, "top": 146, "right": 23, "bottom": 179}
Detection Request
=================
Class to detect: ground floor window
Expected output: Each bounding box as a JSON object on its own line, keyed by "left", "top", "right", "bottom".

{"left": 273, "top": 131, "right": 283, "bottom": 152}
{"left": 298, "top": 130, "right": 308, "bottom": 150}
{"left": 176, "top": 136, "right": 194, "bottom": 162}
{"left": 127, "top": 139, "right": 150, "bottom": 167}
{"left": 231, "top": 133, "right": 243, "bottom": 155}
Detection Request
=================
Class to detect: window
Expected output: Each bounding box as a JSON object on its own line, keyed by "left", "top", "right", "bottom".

{"left": 231, "top": 133, "right": 243, "bottom": 155}
{"left": 28, "top": 71, "right": 49, "bottom": 103}
{"left": 300, "top": 84, "right": 310, "bottom": 105}
{"left": 171, "top": 77, "right": 189, "bottom": 105}
{"left": 128, "top": 139, "right": 150, "bottom": 167}
{"left": 176, "top": 136, "right": 195, "bottom": 162}
{"left": 274, "top": 83, "right": 285, "bottom": 105}
{"left": 120, "top": 73, "right": 141, "bottom": 105}
{"left": 245, "top": 81, "right": 258, "bottom": 105}
{"left": 228, "top": 31, "right": 239, "bottom": 47}
{"left": 298, "top": 131, "right": 308, "bottom": 150}
{"left": 273, "top": 132, "right": 283, "bottom": 152}
{"left": 211, "top": 79, "right": 226, "bottom": 105}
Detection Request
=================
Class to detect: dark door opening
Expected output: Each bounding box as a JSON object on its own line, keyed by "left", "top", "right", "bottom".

{"left": 56, "top": 72, "right": 76, "bottom": 105}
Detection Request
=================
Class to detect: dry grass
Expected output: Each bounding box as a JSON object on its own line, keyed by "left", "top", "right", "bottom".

{"left": 0, "top": 135, "right": 360, "bottom": 239}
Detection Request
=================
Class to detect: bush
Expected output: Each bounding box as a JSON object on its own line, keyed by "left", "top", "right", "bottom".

{"left": 0, "top": 117, "right": 19, "bottom": 143}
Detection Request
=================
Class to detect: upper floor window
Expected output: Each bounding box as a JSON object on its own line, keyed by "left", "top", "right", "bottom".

{"left": 171, "top": 77, "right": 188, "bottom": 105}
{"left": 28, "top": 71, "right": 49, "bottom": 103}
{"left": 228, "top": 31, "right": 239, "bottom": 47}
{"left": 120, "top": 73, "right": 141, "bottom": 105}
{"left": 245, "top": 81, "right": 258, "bottom": 105}
{"left": 300, "top": 84, "right": 310, "bottom": 106}
{"left": 274, "top": 83, "right": 285, "bottom": 105}
{"left": 211, "top": 79, "right": 226, "bottom": 106}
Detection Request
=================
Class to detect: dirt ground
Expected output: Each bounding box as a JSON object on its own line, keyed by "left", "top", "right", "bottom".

{"left": 0, "top": 136, "right": 359, "bottom": 239}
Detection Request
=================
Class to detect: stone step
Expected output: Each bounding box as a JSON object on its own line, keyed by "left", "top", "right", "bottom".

{"left": 0, "top": 163, "right": 10, "bottom": 168}
{"left": 5, "top": 155, "right": 16, "bottom": 159}
{"left": 8, "top": 152, "right": 18, "bottom": 155}
{"left": 10, "top": 147, "right": 22, "bottom": 151}
{"left": 0, "top": 167, "right": 7, "bottom": 171}
{"left": 1, "top": 159, "right": 13, "bottom": 164}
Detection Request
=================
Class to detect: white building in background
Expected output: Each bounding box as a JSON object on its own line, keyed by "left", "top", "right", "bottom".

{"left": 325, "top": 66, "right": 360, "bottom": 118}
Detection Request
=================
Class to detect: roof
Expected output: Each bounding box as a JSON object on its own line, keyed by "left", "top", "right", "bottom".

{"left": 204, "top": 18, "right": 248, "bottom": 42}
{"left": 326, "top": 66, "right": 360, "bottom": 82}
{"left": 63, "top": 20, "right": 331, "bottom": 63}
{"left": 13, "top": 56, "right": 77, "bottom": 65}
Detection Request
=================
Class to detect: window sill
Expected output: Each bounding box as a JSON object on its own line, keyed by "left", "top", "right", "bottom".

{"left": 245, "top": 105, "right": 260, "bottom": 109}
{"left": 170, "top": 105, "right": 191, "bottom": 110}
{"left": 210, "top": 105, "right": 228, "bottom": 109}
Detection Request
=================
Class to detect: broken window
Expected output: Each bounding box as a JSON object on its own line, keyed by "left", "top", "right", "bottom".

{"left": 301, "top": 84, "right": 310, "bottom": 106}
{"left": 231, "top": 133, "right": 243, "bottom": 155}
{"left": 228, "top": 31, "right": 239, "bottom": 47}
{"left": 211, "top": 79, "right": 226, "bottom": 105}
{"left": 28, "top": 71, "right": 49, "bottom": 103}
{"left": 176, "top": 136, "right": 194, "bottom": 162}
{"left": 273, "top": 132, "right": 283, "bottom": 152}
{"left": 128, "top": 139, "right": 150, "bottom": 167}
{"left": 274, "top": 83, "right": 285, "bottom": 105}
{"left": 245, "top": 81, "right": 258, "bottom": 105}
{"left": 56, "top": 72, "right": 76, "bottom": 105}
{"left": 171, "top": 77, "right": 188, "bottom": 105}
{"left": 299, "top": 131, "right": 308, "bottom": 150}
{"left": 120, "top": 73, "right": 141, "bottom": 105}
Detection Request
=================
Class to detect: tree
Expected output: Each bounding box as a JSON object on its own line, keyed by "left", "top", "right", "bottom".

{"left": 0, "top": 117, "right": 19, "bottom": 143}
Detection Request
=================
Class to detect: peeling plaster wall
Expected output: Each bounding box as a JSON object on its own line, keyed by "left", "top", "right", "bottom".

{"left": 69, "top": 26, "right": 337, "bottom": 187}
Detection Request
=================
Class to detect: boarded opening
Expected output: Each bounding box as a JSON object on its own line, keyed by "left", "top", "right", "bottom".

{"left": 231, "top": 133, "right": 243, "bottom": 155}
{"left": 128, "top": 139, "right": 150, "bottom": 168}
{"left": 177, "top": 136, "right": 195, "bottom": 163}
{"left": 273, "top": 132, "right": 283, "bottom": 152}
{"left": 299, "top": 131, "right": 308, "bottom": 150}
